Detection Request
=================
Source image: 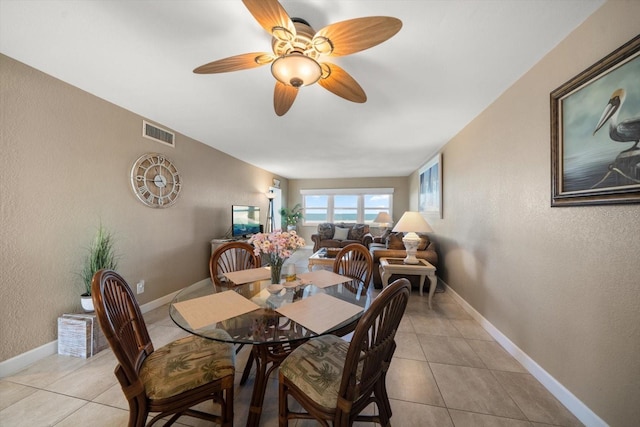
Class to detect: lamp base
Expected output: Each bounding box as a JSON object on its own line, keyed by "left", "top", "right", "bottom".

{"left": 402, "top": 232, "right": 421, "bottom": 265}
{"left": 403, "top": 254, "right": 420, "bottom": 264}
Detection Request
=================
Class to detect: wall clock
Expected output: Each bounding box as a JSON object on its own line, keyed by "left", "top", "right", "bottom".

{"left": 130, "top": 153, "right": 181, "bottom": 208}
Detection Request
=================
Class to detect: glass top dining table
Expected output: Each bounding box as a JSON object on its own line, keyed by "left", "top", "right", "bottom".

{"left": 169, "top": 275, "right": 373, "bottom": 427}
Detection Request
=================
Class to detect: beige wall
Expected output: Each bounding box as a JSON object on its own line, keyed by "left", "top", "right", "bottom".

{"left": 0, "top": 54, "right": 286, "bottom": 361}
{"left": 287, "top": 177, "right": 410, "bottom": 244}
{"left": 409, "top": 2, "right": 639, "bottom": 425}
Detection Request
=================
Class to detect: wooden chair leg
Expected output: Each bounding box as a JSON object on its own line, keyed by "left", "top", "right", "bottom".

{"left": 222, "top": 386, "right": 234, "bottom": 427}
{"left": 129, "top": 401, "right": 148, "bottom": 427}
{"left": 278, "top": 374, "right": 288, "bottom": 427}
{"left": 374, "top": 378, "right": 392, "bottom": 427}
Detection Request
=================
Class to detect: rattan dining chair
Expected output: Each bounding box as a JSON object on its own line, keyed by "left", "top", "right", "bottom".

{"left": 209, "top": 241, "right": 261, "bottom": 384}
{"left": 333, "top": 243, "right": 374, "bottom": 292}
{"left": 278, "top": 277, "right": 411, "bottom": 426}
{"left": 209, "top": 241, "right": 261, "bottom": 286}
{"left": 92, "top": 269, "right": 235, "bottom": 427}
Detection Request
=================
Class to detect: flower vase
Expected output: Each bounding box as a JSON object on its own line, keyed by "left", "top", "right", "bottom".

{"left": 270, "top": 263, "right": 283, "bottom": 284}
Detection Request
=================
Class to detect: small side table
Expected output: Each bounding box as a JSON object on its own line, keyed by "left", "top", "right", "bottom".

{"left": 379, "top": 258, "right": 437, "bottom": 308}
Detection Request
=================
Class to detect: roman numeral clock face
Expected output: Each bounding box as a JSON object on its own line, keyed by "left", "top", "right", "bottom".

{"left": 130, "top": 153, "right": 182, "bottom": 208}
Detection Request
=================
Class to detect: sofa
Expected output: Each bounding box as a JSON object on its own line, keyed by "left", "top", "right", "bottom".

{"left": 311, "top": 223, "right": 374, "bottom": 252}
{"left": 369, "top": 231, "right": 438, "bottom": 289}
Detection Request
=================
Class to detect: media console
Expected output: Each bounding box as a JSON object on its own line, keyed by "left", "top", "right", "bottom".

{"left": 210, "top": 237, "right": 250, "bottom": 257}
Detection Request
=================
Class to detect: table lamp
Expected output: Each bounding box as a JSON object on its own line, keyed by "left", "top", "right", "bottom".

{"left": 392, "top": 211, "right": 433, "bottom": 264}
{"left": 373, "top": 211, "right": 393, "bottom": 234}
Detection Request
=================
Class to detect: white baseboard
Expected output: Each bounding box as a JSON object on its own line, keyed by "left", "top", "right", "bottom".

{"left": 0, "top": 289, "right": 181, "bottom": 379}
{"left": 139, "top": 289, "right": 180, "bottom": 314}
{"left": 443, "top": 281, "right": 607, "bottom": 427}
{"left": 0, "top": 340, "right": 59, "bottom": 378}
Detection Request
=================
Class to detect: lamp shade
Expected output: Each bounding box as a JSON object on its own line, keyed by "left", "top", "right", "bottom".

{"left": 373, "top": 211, "right": 393, "bottom": 225}
{"left": 392, "top": 212, "right": 433, "bottom": 233}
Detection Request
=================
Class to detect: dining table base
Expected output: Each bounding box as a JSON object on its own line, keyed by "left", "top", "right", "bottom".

{"left": 245, "top": 341, "right": 306, "bottom": 427}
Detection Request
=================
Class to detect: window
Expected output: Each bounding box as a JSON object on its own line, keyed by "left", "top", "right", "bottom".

{"left": 303, "top": 194, "right": 329, "bottom": 223}
{"left": 364, "top": 194, "right": 391, "bottom": 222}
{"left": 301, "top": 188, "right": 393, "bottom": 225}
{"left": 334, "top": 194, "right": 358, "bottom": 222}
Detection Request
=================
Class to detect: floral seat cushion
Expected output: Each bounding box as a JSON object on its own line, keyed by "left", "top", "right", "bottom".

{"left": 280, "top": 334, "right": 362, "bottom": 409}
{"left": 139, "top": 331, "right": 235, "bottom": 400}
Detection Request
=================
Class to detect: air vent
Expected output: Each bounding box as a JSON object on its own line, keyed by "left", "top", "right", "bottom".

{"left": 142, "top": 120, "right": 175, "bottom": 147}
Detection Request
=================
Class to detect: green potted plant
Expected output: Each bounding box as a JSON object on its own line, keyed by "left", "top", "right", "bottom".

{"left": 279, "top": 203, "right": 304, "bottom": 231}
{"left": 79, "top": 224, "right": 118, "bottom": 312}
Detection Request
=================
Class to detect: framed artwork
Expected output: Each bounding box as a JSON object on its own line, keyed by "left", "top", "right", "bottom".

{"left": 551, "top": 35, "right": 640, "bottom": 206}
{"left": 419, "top": 153, "right": 442, "bottom": 218}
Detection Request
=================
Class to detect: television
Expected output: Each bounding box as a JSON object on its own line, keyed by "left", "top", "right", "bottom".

{"left": 232, "top": 205, "right": 261, "bottom": 238}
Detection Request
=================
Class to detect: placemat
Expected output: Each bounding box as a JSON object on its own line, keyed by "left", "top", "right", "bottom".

{"left": 223, "top": 267, "right": 271, "bottom": 284}
{"left": 297, "top": 269, "right": 351, "bottom": 288}
{"left": 276, "top": 293, "right": 363, "bottom": 334}
{"left": 173, "top": 290, "right": 260, "bottom": 330}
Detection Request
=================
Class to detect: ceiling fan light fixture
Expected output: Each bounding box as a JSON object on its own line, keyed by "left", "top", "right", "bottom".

{"left": 255, "top": 54, "right": 276, "bottom": 65}
{"left": 271, "top": 52, "right": 322, "bottom": 87}
{"left": 272, "top": 26, "right": 295, "bottom": 42}
{"left": 312, "top": 36, "right": 333, "bottom": 55}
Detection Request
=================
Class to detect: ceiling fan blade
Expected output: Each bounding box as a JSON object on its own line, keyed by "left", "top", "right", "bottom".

{"left": 317, "top": 63, "right": 366, "bottom": 103}
{"left": 314, "top": 17, "right": 402, "bottom": 57}
{"left": 242, "top": 0, "right": 295, "bottom": 37}
{"left": 274, "top": 82, "right": 298, "bottom": 116}
{"left": 193, "top": 52, "right": 273, "bottom": 74}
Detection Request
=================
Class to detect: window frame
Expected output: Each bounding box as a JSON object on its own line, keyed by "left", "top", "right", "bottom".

{"left": 300, "top": 188, "right": 394, "bottom": 225}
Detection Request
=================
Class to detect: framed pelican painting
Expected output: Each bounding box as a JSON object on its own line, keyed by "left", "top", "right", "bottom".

{"left": 551, "top": 35, "right": 639, "bottom": 206}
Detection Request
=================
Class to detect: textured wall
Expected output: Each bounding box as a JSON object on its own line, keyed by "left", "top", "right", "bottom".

{"left": 410, "top": 2, "right": 640, "bottom": 425}
{"left": 287, "top": 177, "right": 410, "bottom": 244}
{"left": 0, "top": 54, "right": 285, "bottom": 361}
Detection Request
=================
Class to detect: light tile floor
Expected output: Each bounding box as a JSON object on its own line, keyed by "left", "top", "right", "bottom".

{"left": 0, "top": 249, "right": 583, "bottom": 426}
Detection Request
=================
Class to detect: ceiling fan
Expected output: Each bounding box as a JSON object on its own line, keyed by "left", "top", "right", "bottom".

{"left": 194, "top": 0, "right": 402, "bottom": 116}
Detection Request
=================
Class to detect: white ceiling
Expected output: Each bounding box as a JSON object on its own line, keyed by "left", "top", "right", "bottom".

{"left": 0, "top": 0, "right": 604, "bottom": 179}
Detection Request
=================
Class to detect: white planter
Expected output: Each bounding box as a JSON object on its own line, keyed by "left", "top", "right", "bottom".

{"left": 80, "top": 295, "right": 94, "bottom": 312}
{"left": 287, "top": 225, "right": 296, "bottom": 232}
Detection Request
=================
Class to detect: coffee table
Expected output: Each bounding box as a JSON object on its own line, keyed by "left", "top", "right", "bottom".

{"left": 307, "top": 247, "right": 337, "bottom": 271}
{"left": 379, "top": 258, "right": 437, "bottom": 308}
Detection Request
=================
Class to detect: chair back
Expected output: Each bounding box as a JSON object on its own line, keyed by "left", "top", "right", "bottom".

{"left": 92, "top": 269, "right": 153, "bottom": 397}
{"left": 209, "top": 241, "right": 261, "bottom": 286}
{"left": 338, "top": 278, "right": 410, "bottom": 418}
{"left": 333, "top": 243, "right": 373, "bottom": 291}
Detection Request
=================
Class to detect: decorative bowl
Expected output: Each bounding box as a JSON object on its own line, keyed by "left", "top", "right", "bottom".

{"left": 283, "top": 280, "right": 299, "bottom": 289}
{"left": 266, "top": 284, "right": 284, "bottom": 294}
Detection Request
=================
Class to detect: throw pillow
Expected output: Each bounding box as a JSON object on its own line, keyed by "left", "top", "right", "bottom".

{"left": 348, "top": 224, "right": 368, "bottom": 241}
{"left": 317, "top": 223, "right": 334, "bottom": 241}
{"left": 333, "top": 227, "right": 350, "bottom": 241}
{"left": 386, "top": 232, "right": 405, "bottom": 250}
{"left": 418, "top": 235, "right": 430, "bottom": 251}
{"left": 379, "top": 229, "right": 391, "bottom": 242}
